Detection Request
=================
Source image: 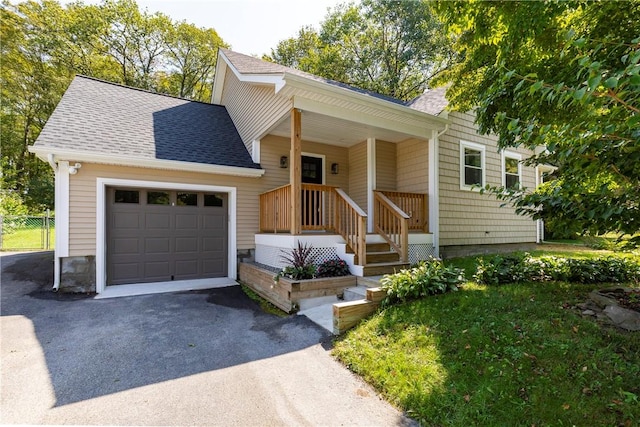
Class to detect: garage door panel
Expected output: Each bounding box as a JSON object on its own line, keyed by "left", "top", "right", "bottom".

{"left": 203, "top": 258, "right": 225, "bottom": 275}
{"left": 203, "top": 214, "right": 225, "bottom": 230}
{"left": 110, "top": 262, "right": 142, "bottom": 283}
{"left": 175, "top": 214, "right": 198, "bottom": 229}
{"left": 114, "top": 213, "right": 140, "bottom": 229}
{"left": 146, "top": 213, "right": 170, "bottom": 228}
{"left": 107, "top": 187, "right": 228, "bottom": 285}
{"left": 145, "top": 237, "right": 170, "bottom": 254}
{"left": 175, "top": 237, "right": 198, "bottom": 253}
{"left": 144, "top": 261, "right": 170, "bottom": 279}
{"left": 175, "top": 260, "right": 199, "bottom": 277}
{"left": 112, "top": 238, "right": 139, "bottom": 255}
{"left": 203, "top": 236, "right": 225, "bottom": 252}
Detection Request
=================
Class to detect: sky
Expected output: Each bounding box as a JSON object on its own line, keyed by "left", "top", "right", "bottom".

{"left": 63, "top": 0, "right": 344, "bottom": 57}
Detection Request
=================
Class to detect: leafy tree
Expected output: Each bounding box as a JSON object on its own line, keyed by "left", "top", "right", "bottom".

{"left": 434, "top": 0, "right": 640, "bottom": 236}
{"left": 1, "top": 0, "right": 228, "bottom": 212}
{"left": 164, "top": 22, "right": 227, "bottom": 101}
{"left": 266, "top": 0, "right": 452, "bottom": 101}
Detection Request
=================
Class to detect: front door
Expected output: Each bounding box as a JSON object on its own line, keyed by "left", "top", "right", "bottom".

{"left": 301, "top": 156, "right": 323, "bottom": 228}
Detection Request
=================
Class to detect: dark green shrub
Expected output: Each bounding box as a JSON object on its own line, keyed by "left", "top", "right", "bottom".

{"left": 474, "top": 253, "right": 640, "bottom": 285}
{"left": 316, "top": 258, "right": 350, "bottom": 278}
{"left": 473, "top": 253, "right": 528, "bottom": 285}
{"left": 381, "top": 258, "right": 465, "bottom": 307}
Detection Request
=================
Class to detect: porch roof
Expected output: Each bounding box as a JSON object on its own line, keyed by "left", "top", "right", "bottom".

{"left": 213, "top": 49, "right": 450, "bottom": 146}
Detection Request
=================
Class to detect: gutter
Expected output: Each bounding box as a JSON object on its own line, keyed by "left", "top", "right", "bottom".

{"left": 47, "top": 153, "right": 58, "bottom": 172}
{"left": 31, "top": 148, "right": 266, "bottom": 178}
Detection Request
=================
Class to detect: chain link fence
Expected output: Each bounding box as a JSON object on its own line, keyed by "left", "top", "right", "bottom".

{"left": 0, "top": 213, "right": 55, "bottom": 251}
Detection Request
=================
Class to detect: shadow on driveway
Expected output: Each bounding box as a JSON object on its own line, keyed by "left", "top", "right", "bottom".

{"left": 1, "top": 252, "right": 331, "bottom": 407}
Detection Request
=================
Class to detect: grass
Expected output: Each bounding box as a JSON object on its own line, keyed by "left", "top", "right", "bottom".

{"left": 1, "top": 227, "right": 55, "bottom": 250}
{"left": 333, "top": 248, "right": 640, "bottom": 426}
{"left": 240, "top": 283, "right": 288, "bottom": 317}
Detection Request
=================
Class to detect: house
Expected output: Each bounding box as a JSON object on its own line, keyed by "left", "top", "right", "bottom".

{"left": 29, "top": 49, "right": 544, "bottom": 297}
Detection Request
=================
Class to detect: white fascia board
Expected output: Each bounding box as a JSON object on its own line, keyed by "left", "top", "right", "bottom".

{"left": 30, "top": 148, "right": 265, "bottom": 178}
{"left": 292, "top": 96, "right": 434, "bottom": 140}
{"left": 211, "top": 55, "right": 228, "bottom": 104}
{"left": 283, "top": 73, "right": 450, "bottom": 130}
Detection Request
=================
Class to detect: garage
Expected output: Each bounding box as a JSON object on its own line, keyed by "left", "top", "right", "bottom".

{"left": 107, "top": 187, "right": 228, "bottom": 285}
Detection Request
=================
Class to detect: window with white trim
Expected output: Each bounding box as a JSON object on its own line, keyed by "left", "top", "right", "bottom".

{"left": 502, "top": 151, "right": 522, "bottom": 189}
{"left": 460, "top": 141, "right": 486, "bottom": 190}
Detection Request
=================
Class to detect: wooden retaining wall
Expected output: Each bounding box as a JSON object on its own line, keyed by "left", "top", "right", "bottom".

{"left": 333, "top": 287, "right": 386, "bottom": 334}
{"left": 238, "top": 263, "right": 356, "bottom": 313}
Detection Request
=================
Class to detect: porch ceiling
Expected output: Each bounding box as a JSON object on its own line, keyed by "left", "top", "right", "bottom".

{"left": 268, "top": 111, "right": 423, "bottom": 147}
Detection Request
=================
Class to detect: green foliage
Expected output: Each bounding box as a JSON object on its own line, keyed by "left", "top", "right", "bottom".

{"left": 0, "top": 189, "right": 29, "bottom": 216}
{"left": 333, "top": 280, "right": 640, "bottom": 426}
{"left": 474, "top": 253, "right": 640, "bottom": 285}
{"left": 274, "top": 242, "right": 317, "bottom": 281}
{"left": 316, "top": 258, "right": 350, "bottom": 278}
{"left": 266, "top": 0, "right": 452, "bottom": 101}
{"left": 434, "top": 1, "right": 640, "bottom": 236}
{"left": 380, "top": 258, "right": 465, "bottom": 306}
{"left": 1, "top": 0, "right": 228, "bottom": 212}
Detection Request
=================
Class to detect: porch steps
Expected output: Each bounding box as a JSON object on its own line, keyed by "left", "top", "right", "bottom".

{"left": 363, "top": 241, "right": 409, "bottom": 275}
{"left": 342, "top": 285, "right": 367, "bottom": 302}
{"left": 347, "top": 241, "right": 411, "bottom": 276}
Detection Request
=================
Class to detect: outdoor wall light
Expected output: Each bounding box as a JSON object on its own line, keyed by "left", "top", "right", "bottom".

{"left": 280, "top": 156, "right": 288, "bottom": 168}
{"left": 331, "top": 163, "right": 339, "bottom": 174}
{"left": 68, "top": 163, "right": 82, "bottom": 175}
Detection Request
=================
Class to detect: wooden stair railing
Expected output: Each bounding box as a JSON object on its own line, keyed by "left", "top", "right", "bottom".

{"left": 378, "top": 190, "right": 428, "bottom": 232}
{"left": 373, "top": 191, "right": 409, "bottom": 263}
{"left": 334, "top": 188, "right": 367, "bottom": 265}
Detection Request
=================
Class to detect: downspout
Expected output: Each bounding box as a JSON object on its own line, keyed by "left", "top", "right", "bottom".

{"left": 47, "top": 154, "right": 61, "bottom": 291}
{"left": 430, "top": 124, "right": 449, "bottom": 259}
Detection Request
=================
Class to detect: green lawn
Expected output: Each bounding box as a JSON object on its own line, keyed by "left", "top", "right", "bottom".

{"left": 333, "top": 249, "right": 640, "bottom": 426}
{"left": 1, "top": 227, "right": 55, "bottom": 250}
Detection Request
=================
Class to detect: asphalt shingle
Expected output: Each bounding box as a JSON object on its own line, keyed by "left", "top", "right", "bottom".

{"left": 221, "top": 49, "right": 411, "bottom": 106}
{"left": 33, "top": 75, "right": 260, "bottom": 169}
{"left": 404, "top": 86, "right": 449, "bottom": 115}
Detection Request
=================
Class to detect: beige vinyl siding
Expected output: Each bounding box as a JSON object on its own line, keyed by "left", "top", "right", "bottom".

{"left": 68, "top": 163, "right": 266, "bottom": 256}
{"left": 260, "top": 135, "right": 350, "bottom": 190}
{"left": 348, "top": 141, "right": 368, "bottom": 211}
{"left": 439, "top": 111, "right": 537, "bottom": 246}
{"left": 221, "top": 71, "right": 291, "bottom": 153}
{"left": 375, "top": 140, "right": 396, "bottom": 192}
{"left": 396, "top": 138, "right": 429, "bottom": 193}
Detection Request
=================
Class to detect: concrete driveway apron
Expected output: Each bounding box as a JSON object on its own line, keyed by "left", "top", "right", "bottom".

{"left": 1, "top": 252, "right": 416, "bottom": 426}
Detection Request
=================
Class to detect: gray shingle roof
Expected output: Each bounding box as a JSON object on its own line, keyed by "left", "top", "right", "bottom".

{"left": 220, "top": 48, "right": 410, "bottom": 106}
{"left": 404, "top": 86, "right": 449, "bottom": 115}
{"left": 33, "top": 75, "right": 260, "bottom": 169}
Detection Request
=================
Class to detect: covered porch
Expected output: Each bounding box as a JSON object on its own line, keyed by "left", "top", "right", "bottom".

{"left": 253, "top": 103, "right": 448, "bottom": 276}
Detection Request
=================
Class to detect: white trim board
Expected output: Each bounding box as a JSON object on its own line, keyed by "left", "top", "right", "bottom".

{"left": 96, "top": 178, "right": 238, "bottom": 294}
{"left": 94, "top": 278, "right": 238, "bottom": 299}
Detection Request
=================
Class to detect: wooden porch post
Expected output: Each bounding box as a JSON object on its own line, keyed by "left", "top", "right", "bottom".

{"left": 290, "top": 108, "right": 302, "bottom": 235}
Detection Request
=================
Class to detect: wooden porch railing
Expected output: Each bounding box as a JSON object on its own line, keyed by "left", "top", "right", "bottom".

{"left": 378, "top": 190, "right": 428, "bottom": 232}
{"left": 373, "top": 191, "right": 409, "bottom": 263}
{"left": 259, "top": 184, "right": 291, "bottom": 233}
{"left": 259, "top": 183, "right": 340, "bottom": 232}
{"left": 335, "top": 188, "right": 367, "bottom": 265}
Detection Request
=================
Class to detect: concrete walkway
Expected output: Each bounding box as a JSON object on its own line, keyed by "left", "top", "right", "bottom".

{"left": 0, "top": 252, "right": 415, "bottom": 426}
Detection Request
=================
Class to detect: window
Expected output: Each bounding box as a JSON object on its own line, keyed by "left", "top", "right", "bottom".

{"left": 177, "top": 192, "right": 198, "bottom": 206}
{"left": 147, "top": 191, "right": 170, "bottom": 205}
{"left": 204, "top": 193, "right": 224, "bottom": 207}
{"left": 114, "top": 189, "right": 139, "bottom": 204}
{"left": 502, "top": 151, "right": 522, "bottom": 189}
{"left": 460, "top": 141, "right": 486, "bottom": 190}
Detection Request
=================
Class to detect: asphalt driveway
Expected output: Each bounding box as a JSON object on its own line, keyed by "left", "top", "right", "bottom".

{"left": 0, "top": 252, "right": 415, "bottom": 426}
